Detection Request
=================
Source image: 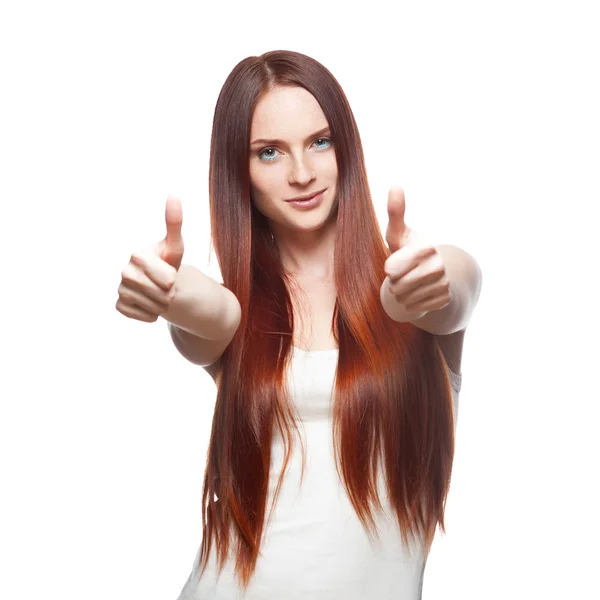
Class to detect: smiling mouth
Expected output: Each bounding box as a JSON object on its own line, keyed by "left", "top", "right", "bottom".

{"left": 286, "top": 188, "right": 326, "bottom": 203}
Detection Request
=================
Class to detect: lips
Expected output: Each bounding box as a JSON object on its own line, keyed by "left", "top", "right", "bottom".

{"left": 286, "top": 189, "right": 325, "bottom": 210}
{"left": 286, "top": 188, "right": 326, "bottom": 203}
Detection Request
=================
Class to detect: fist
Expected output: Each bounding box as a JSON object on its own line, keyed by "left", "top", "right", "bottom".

{"left": 115, "top": 196, "right": 185, "bottom": 322}
{"left": 383, "top": 187, "right": 452, "bottom": 318}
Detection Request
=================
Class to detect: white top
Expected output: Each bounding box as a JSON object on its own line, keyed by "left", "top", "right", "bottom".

{"left": 176, "top": 347, "right": 462, "bottom": 600}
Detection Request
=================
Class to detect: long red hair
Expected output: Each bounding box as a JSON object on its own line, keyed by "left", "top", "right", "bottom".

{"left": 197, "top": 50, "right": 456, "bottom": 590}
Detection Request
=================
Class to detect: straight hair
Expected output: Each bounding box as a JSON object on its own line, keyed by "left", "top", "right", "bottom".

{"left": 198, "top": 49, "right": 457, "bottom": 590}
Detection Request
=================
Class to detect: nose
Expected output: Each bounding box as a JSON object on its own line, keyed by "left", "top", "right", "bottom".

{"left": 288, "top": 155, "right": 316, "bottom": 186}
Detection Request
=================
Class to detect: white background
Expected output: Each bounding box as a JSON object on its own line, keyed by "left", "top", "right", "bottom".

{"left": 1, "top": 1, "right": 598, "bottom": 598}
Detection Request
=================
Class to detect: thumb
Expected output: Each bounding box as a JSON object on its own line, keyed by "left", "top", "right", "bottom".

{"left": 385, "top": 186, "right": 408, "bottom": 254}
{"left": 159, "top": 196, "right": 184, "bottom": 270}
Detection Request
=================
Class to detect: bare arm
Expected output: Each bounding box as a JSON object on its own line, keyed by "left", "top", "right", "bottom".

{"left": 163, "top": 264, "right": 241, "bottom": 367}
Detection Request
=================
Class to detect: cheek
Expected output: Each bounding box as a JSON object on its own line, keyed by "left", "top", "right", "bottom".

{"left": 250, "top": 164, "right": 281, "bottom": 195}
{"left": 325, "top": 154, "right": 338, "bottom": 181}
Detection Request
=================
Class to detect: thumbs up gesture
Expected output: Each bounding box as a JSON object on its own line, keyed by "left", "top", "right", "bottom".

{"left": 383, "top": 187, "right": 452, "bottom": 320}
{"left": 116, "top": 196, "right": 185, "bottom": 323}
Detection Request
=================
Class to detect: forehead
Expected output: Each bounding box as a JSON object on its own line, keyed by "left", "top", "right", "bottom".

{"left": 250, "top": 86, "right": 329, "bottom": 137}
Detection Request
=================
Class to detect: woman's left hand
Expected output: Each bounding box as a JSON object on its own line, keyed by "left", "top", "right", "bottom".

{"left": 383, "top": 187, "right": 453, "bottom": 319}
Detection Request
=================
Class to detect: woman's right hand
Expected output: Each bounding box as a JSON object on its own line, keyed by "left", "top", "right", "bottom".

{"left": 116, "top": 196, "right": 185, "bottom": 323}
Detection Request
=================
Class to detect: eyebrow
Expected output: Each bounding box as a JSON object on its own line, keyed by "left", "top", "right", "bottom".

{"left": 250, "top": 127, "right": 331, "bottom": 147}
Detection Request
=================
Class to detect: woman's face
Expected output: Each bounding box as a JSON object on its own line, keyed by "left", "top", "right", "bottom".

{"left": 248, "top": 86, "right": 338, "bottom": 235}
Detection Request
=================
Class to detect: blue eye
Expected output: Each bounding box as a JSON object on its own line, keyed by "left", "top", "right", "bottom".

{"left": 258, "top": 137, "right": 333, "bottom": 162}
{"left": 258, "top": 148, "right": 279, "bottom": 162}
{"left": 314, "top": 138, "right": 332, "bottom": 149}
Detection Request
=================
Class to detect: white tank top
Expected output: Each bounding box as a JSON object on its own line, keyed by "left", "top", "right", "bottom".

{"left": 176, "top": 347, "right": 462, "bottom": 600}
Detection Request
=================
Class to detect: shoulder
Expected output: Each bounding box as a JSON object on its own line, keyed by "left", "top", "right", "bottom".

{"left": 433, "top": 327, "right": 466, "bottom": 376}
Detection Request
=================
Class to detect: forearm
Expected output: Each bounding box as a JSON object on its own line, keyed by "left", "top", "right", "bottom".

{"left": 162, "top": 264, "right": 241, "bottom": 341}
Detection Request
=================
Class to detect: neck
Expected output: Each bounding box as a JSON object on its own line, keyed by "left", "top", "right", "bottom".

{"left": 272, "top": 219, "right": 336, "bottom": 281}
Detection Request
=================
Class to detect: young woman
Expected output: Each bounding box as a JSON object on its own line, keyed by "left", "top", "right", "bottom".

{"left": 117, "top": 50, "right": 481, "bottom": 599}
